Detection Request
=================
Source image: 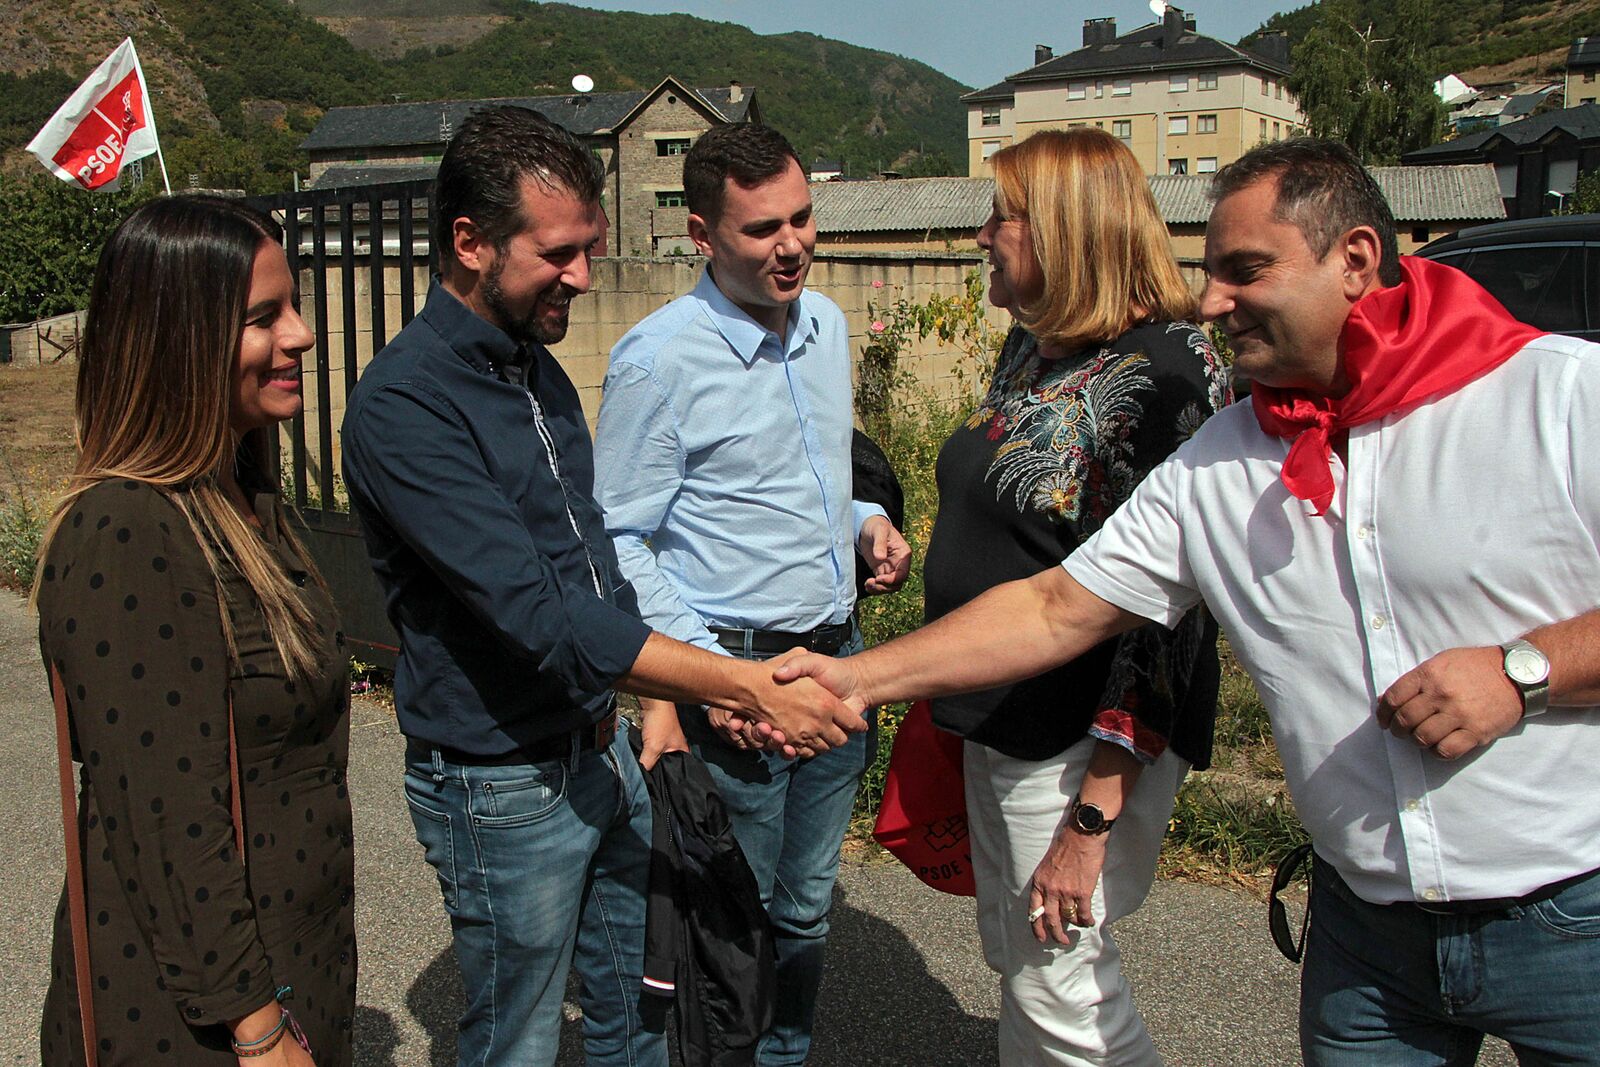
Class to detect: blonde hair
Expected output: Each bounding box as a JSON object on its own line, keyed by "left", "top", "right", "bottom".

{"left": 989, "top": 128, "right": 1196, "bottom": 348}
{"left": 36, "top": 196, "right": 329, "bottom": 680}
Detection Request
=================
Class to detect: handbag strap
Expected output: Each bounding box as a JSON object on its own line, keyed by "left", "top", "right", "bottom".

{"left": 50, "top": 664, "right": 242, "bottom": 1067}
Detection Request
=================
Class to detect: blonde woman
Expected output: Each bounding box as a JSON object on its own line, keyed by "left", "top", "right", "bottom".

{"left": 920, "top": 129, "right": 1229, "bottom": 1064}
{"left": 36, "top": 196, "right": 351, "bottom": 1066}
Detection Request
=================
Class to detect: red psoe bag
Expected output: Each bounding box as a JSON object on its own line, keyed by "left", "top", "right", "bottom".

{"left": 872, "top": 700, "right": 976, "bottom": 896}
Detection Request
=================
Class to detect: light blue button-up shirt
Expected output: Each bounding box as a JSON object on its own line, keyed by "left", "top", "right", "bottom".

{"left": 593, "top": 268, "right": 884, "bottom": 653}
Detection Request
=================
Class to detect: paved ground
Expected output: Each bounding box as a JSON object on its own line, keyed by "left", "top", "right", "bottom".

{"left": 0, "top": 588, "right": 1514, "bottom": 1065}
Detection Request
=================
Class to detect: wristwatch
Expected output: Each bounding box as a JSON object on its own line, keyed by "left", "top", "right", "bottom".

{"left": 1068, "top": 797, "right": 1116, "bottom": 836}
{"left": 1501, "top": 638, "right": 1550, "bottom": 717}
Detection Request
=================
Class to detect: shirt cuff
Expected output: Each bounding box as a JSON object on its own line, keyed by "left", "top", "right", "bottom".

{"left": 1088, "top": 709, "right": 1168, "bottom": 765}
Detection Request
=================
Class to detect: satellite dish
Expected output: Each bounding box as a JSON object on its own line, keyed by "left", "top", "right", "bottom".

{"left": 572, "top": 74, "right": 595, "bottom": 93}
{"left": 1148, "top": 0, "right": 1167, "bottom": 15}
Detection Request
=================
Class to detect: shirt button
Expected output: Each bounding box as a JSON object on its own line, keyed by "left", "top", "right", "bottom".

{"left": 185, "top": 1007, "right": 203, "bottom": 1019}
{"left": 1423, "top": 888, "right": 1441, "bottom": 902}
{"left": 1356, "top": 523, "right": 1373, "bottom": 540}
{"left": 1370, "top": 615, "right": 1387, "bottom": 631}
{"left": 1403, "top": 799, "right": 1420, "bottom": 813}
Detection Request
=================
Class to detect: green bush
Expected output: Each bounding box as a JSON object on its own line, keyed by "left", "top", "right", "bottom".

{"left": 0, "top": 491, "right": 48, "bottom": 591}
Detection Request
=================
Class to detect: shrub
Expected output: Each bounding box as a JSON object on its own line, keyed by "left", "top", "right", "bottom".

{"left": 0, "top": 489, "right": 48, "bottom": 591}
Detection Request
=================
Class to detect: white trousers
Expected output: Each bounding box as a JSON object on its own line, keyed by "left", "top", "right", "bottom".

{"left": 965, "top": 739, "right": 1189, "bottom": 1067}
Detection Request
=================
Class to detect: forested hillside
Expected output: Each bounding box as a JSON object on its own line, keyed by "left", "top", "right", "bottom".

{"left": 0, "top": 0, "right": 968, "bottom": 191}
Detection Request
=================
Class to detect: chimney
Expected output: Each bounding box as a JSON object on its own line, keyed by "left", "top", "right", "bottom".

{"left": 1035, "top": 44, "right": 1053, "bottom": 66}
{"left": 1082, "top": 18, "right": 1116, "bottom": 47}
{"left": 728, "top": 80, "right": 743, "bottom": 104}
{"left": 1162, "top": 6, "right": 1186, "bottom": 49}
{"left": 1254, "top": 30, "right": 1290, "bottom": 64}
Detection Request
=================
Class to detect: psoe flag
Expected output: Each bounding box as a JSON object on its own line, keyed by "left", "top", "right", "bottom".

{"left": 27, "top": 38, "right": 162, "bottom": 192}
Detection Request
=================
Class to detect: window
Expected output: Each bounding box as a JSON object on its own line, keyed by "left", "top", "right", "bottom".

{"left": 655, "top": 138, "right": 691, "bottom": 157}
{"left": 981, "top": 105, "right": 1002, "bottom": 126}
{"left": 1411, "top": 226, "right": 1430, "bottom": 244}
{"left": 1585, "top": 70, "right": 1595, "bottom": 83}
{"left": 654, "top": 190, "right": 687, "bottom": 208}
{"left": 1462, "top": 247, "right": 1587, "bottom": 333}
{"left": 1273, "top": 122, "right": 1281, "bottom": 140}
{"left": 982, "top": 139, "right": 1002, "bottom": 160}
{"left": 1112, "top": 119, "right": 1132, "bottom": 139}
{"left": 1197, "top": 156, "right": 1218, "bottom": 173}
{"left": 1068, "top": 82, "right": 1088, "bottom": 101}
{"left": 1275, "top": 82, "right": 1283, "bottom": 99}
{"left": 1260, "top": 117, "right": 1269, "bottom": 139}
{"left": 1169, "top": 158, "right": 1188, "bottom": 175}
{"left": 1197, "top": 113, "right": 1218, "bottom": 133}
{"left": 1112, "top": 79, "right": 1132, "bottom": 96}
{"left": 1168, "top": 116, "right": 1189, "bottom": 135}
{"left": 1261, "top": 77, "right": 1271, "bottom": 96}
{"left": 1068, "top": 122, "right": 1087, "bottom": 128}
{"left": 1170, "top": 73, "right": 1189, "bottom": 93}
{"left": 1198, "top": 72, "right": 1218, "bottom": 90}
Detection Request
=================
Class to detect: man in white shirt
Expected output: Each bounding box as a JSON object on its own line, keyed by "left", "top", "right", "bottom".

{"left": 775, "top": 139, "right": 1600, "bottom": 1065}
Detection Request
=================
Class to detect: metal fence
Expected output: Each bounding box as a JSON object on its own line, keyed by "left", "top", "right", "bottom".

{"left": 247, "top": 179, "right": 439, "bottom": 668}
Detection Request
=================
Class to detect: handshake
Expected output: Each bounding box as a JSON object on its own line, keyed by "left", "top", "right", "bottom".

{"left": 704, "top": 648, "right": 875, "bottom": 760}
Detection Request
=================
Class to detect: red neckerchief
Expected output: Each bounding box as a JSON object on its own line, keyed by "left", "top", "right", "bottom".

{"left": 1251, "top": 256, "right": 1546, "bottom": 515}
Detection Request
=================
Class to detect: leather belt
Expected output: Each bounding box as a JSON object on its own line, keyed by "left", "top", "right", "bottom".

{"left": 711, "top": 619, "right": 855, "bottom": 657}
{"left": 421, "top": 710, "right": 618, "bottom": 767}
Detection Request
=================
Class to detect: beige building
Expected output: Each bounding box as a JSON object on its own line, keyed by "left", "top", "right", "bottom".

{"left": 964, "top": 8, "right": 1303, "bottom": 177}
{"left": 1567, "top": 37, "right": 1600, "bottom": 107}
{"left": 299, "top": 77, "right": 758, "bottom": 257}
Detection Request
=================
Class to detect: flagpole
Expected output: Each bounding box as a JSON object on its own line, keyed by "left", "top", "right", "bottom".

{"left": 130, "top": 44, "right": 172, "bottom": 194}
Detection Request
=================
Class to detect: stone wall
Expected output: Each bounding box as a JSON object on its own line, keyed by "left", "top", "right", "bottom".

{"left": 293, "top": 251, "right": 1008, "bottom": 477}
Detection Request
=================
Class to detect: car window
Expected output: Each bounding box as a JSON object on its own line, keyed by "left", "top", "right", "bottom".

{"left": 1462, "top": 246, "right": 1587, "bottom": 333}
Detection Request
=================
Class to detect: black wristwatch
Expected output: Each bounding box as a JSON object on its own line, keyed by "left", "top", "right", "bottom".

{"left": 1068, "top": 796, "right": 1116, "bottom": 836}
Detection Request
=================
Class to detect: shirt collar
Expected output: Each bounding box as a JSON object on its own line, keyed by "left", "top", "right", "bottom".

{"left": 693, "top": 266, "right": 818, "bottom": 366}
{"left": 420, "top": 277, "right": 531, "bottom": 378}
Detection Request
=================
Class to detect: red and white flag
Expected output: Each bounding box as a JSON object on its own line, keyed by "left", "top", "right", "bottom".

{"left": 27, "top": 38, "right": 168, "bottom": 193}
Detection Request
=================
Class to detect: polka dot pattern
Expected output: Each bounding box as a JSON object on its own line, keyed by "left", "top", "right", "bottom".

{"left": 37, "top": 481, "right": 354, "bottom": 1065}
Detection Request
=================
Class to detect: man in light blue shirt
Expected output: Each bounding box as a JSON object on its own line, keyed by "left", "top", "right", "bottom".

{"left": 593, "top": 123, "right": 909, "bottom": 1065}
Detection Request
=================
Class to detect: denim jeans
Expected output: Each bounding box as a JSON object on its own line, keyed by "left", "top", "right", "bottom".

{"left": 680, "top": 625, "right": 873, "bottom": 1067}
{"left": 403, "top": 718, "right": 667, "bottom": 1067}
{"left": 1301, "top": 854, "right": 1600, "bottom": 1066}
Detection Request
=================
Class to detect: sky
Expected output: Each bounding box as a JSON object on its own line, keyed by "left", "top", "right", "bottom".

{"left": 560, "top": 0, "right": 1309, "bottom": 90}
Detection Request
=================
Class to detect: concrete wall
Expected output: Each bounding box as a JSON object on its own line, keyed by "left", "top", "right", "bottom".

{"left": 292, "top": 252, "right": 1009, "bottom": 477}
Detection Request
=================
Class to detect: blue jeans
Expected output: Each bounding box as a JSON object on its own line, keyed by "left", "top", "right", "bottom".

{"left": 403, "top": 719, "right": 667, "bottom": 1067}
{"left": 1301, "top": 854, "right": 1600, "bottom": 1066}
{"left": 681, "top": 626, "right": 874, "bottom": 1066}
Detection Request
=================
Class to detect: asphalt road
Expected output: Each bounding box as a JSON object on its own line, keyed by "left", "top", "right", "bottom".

{"left": 0, "top": 588, "right": 1514, "bottom": 1066}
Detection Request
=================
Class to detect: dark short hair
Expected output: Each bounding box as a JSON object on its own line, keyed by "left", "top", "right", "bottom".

{"left": 1211, "top": 139, "right": 1401, "bottom": 287}
{"left": 683, "top": 123, "right": 802, "bottom": 222}
{"left": 433, "top": 105, "right": 603, "bottom": 267}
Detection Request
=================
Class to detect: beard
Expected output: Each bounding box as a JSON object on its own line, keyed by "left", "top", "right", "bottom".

{"left": 481, "top": 254, "right": 572, "bottom": 345}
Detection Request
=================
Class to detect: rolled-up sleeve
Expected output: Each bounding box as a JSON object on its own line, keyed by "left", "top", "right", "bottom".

{"left": 344, "top": 381, "right": 650, "bottom": 692}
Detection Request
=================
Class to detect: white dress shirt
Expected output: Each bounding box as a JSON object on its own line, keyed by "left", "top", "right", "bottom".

{"left": 1066, "top": 333, "right": 1600, "bottom": 904}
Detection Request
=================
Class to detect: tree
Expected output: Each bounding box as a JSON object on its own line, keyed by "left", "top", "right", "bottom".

{"left": 1287, "top": 0, "right": 1445, "bottom": 163}
{"left": 0, "top": 174, "right": 153, "bottom": 324}
{"left": 1561, "top": 169, "right": 1600, "bottom": 215}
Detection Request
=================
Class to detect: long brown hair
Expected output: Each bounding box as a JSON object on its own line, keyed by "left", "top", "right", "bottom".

{"left": 37, "top": 195, "right": 329, "bottom": 679}
{"left": 989, "top": 128, "right": 1196, "bottom": 348}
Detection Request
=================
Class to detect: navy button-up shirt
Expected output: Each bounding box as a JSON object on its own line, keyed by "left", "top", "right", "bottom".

{"left": 342, "top": 283, "right": 650, "bottom": 756}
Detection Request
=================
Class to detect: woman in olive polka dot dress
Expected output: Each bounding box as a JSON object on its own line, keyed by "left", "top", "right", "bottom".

{"left": 34, "top": 197, "right": 354, "bottom": 1066}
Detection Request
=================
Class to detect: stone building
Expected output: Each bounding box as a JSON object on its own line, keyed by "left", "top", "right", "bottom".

{"left": 299, "top": 76, "right": 758, "bottom": 256}
{"left": 962, "top": 7, "right": 1302, "bottom": 177}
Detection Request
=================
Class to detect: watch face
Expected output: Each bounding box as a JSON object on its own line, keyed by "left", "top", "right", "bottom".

{"left": 1506, "top": 646, "right": 1550, "bottom": 685}
{"left": 1074, "top": 803, "right": 1106, "bottom": 832}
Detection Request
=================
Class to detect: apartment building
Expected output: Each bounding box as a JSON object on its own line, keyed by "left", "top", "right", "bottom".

{"left": 1567, "top": 37, "right": 1600, "bottom": 107}
{"left": 963, "top": 8, "right": 1304, "bottom": 177}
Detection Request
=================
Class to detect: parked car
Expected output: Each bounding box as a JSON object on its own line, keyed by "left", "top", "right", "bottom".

{"left": 1416, "top": 214, "right": 1600, "bottom": 341}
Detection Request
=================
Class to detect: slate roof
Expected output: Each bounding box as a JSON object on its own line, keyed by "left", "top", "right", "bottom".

{"left": 811, "top": 165, "right": 1503, "bottom": 234}
{"left": 302, "top": 81, "right": 753, "bottom": 152}
{"left": 310, "top": 163, "right": 440, "bottom": 189}
{"left": 960, "top": 80, "right": 1018, "bottom": 104}
{"left": 1004, "top": 20, "right": 1289, "bottom": 86}
{"left": 1404, "top": 104, "right": 1600, "bottom": 161}
{"left": 1501, "top": 86, "right": 1557, "bottom": 120}
{"left": 812, "top": 177, "right": 995, "bottom": 233}
{"left": 1568, "top": 36, "right": 1600, "bottom": 70}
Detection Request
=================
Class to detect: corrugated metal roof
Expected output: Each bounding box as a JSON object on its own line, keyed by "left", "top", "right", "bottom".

{"left": 302, "top": 81, "right": 752, "bottom": 151}
{"left": 812, "top": 177, "right": 995, "bottom": 233}
{"left": 811, "top": 164, "right": 1504, "bottom": 234}
{"left": 1370, "top": 164, "right": 1505, "bottom": 221}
